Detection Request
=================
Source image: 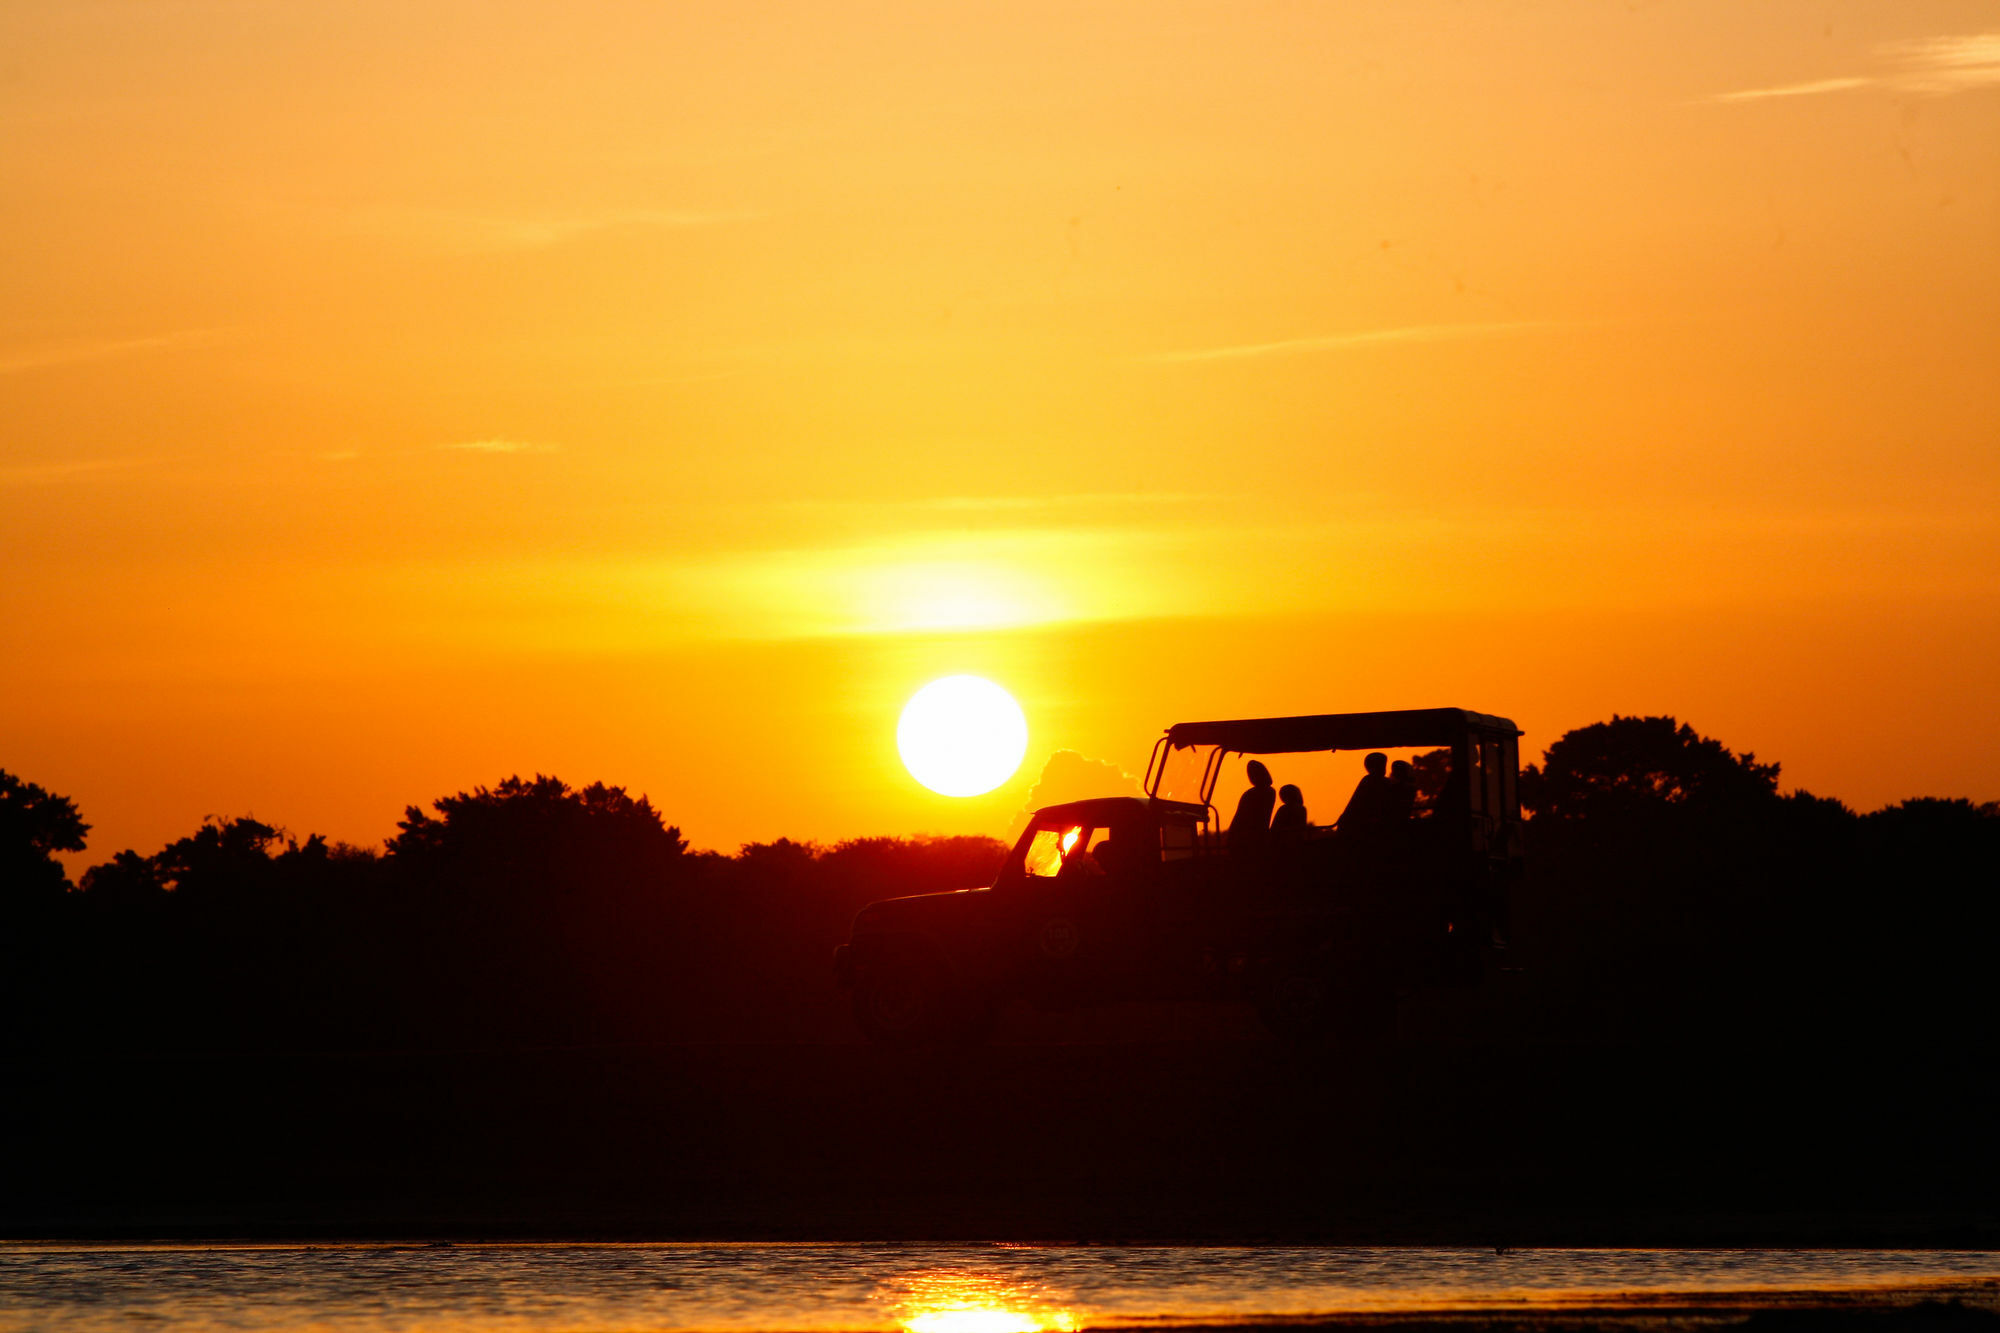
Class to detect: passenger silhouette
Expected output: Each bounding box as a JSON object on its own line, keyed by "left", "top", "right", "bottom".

{"left": 1270, "top": 783, "right": 1308, "bottom": 846}
{"left": 1228, "top": 760, "right": 1277, "bottom": 853}
{"left": 1336, "top": 752, "right": 1393, "bottom": 831}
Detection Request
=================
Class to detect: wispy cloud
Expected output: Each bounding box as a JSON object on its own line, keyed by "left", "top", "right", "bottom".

{"left": 0, "top": 458, "right": 136, "bottom": 485}
{"left": 767, "top": 492, "right": 1204, "bottom": 517}
{"left": 354, "top": 206, "right": 762, "bottom": 252}
{"left": 0, "top": 328, "right": 229, "bottom": 375}
{"left": 1712, "top": 31, "right": 2000, "bottom": 102}
{"left": 1891, "top": 32, "right": 2000, "bottom": 92}
{"left": 1136, "top": 321, "right": 1552, "bottom": 364}
{"left": 1713, "top": 77, "right": 1872, "bottom": 104}
{"left": 913, "top": 492, "right": 1203, "bottom": 513}
{"left": 439, "top": 439, "right": 557, "bottom": 454}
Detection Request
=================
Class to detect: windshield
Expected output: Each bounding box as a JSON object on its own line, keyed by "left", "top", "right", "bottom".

{"left": 1008, "top": 821, "right": 1150, "bottom": 882}
{"left": 1152, "top": 744, "right": 1217, "bottom": 805}
{"left": 1021, "top": 826, "right": 1080, "bottom": 878}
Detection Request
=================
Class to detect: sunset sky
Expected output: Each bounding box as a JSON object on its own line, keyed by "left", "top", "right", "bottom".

{"left": 5, "top": 0, "right": 1997, "bottom": 868}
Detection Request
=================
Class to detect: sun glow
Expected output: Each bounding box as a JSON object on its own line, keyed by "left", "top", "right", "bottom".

{"left": 854, "top": 560, "right": 1062, "bottom": 634}
{"left": 903, "top": 1309, "right": 1072, "bottom": 1333}
{"left": 672, "top": 538, "right": 1079, "bottom": 638}
{"left": 896, "top": 675, "right": 1030, "bottom": 798}
{"left": 895, "top": 1271, "right": 1077, "bottom": 1333}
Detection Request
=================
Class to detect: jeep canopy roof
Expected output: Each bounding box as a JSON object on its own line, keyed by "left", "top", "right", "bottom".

{"left": 1026, "top": 796, "right": 1207, "bottom": 828}
{"left": 1163, "top": 707, "right": 1519, "bottom": 755}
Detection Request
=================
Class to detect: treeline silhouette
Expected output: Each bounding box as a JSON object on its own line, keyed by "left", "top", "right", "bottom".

{"left": 2, "top": 717, "right": 1995, "bottom": 1055}
{"left": 1, "top": 773, "right": 1002, "bottom": 1050}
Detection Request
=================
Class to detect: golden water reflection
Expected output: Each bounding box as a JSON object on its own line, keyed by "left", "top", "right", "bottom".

{"left": 893, "top": 1270, "right": 1078, "bottom": 1333}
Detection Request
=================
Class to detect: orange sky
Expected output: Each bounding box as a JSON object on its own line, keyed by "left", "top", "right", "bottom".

{"left": 4, "top": 0, "right": 1997, "bottom": 868}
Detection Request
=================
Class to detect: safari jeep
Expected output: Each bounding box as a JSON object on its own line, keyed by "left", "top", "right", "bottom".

{"left": 833, "top": 707, "right": 1523, "bottom": 1045}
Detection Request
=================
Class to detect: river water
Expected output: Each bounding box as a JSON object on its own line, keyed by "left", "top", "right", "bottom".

{"left": 3, "top": 1245, "right": 1997, "bottom": 1332}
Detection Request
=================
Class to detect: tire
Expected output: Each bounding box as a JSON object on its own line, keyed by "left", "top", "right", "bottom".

{"left": 1255, "top": 961, "right": 1338, "bottom": 1042}
{"left": 850, "top": 938, "right": 991, "bottom": 1048}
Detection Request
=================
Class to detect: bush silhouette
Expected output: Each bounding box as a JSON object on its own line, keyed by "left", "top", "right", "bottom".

{"left": 1522, "top": 714, "right": 1779, "bottom": 821}
{"left": 390, "top": 774, "right": 687, "bottom": 888}
{"left": 0, "top": 769, "right": 88, "bottom": 904}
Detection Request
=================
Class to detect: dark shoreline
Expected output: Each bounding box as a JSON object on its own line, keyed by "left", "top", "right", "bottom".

{"left": 8, "top": 1037, "right": 1997, "bottom": 1246}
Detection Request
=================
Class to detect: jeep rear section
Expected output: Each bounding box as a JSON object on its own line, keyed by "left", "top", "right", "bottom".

{"left": 1143, "top": 706, "right": 1523, "bottom": 948}
{"left": 1147, "top": 708, "right": 1519, "bottom": 845}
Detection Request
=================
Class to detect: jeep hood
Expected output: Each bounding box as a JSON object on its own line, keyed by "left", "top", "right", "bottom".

{"left": 851, "top": 887, "right": 985, "bottom": 933}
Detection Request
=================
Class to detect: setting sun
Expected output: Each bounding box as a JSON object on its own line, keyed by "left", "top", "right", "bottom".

{"left": 897, "top": 675, "right": 1030, "bottom": 798}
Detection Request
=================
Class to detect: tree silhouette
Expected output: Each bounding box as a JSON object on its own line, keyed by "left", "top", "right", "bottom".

{"left": 0, "top": 769, "right": 89, "bottom": 902}
{"left": 1407, "top": 747, "right": 1452, "bottom": 815}
{"left": 76, "top": 848, "right": 166, "bottom": 904}
{"left": 390, "top": 774, "right": 686, "bottom": 887}
{"left": 5, "top": 735, "right": 1990, "bottom": 1056}
{"left": 151, "top": 817, "right": 284, "bottom": 898}
{"left": 1521, "top": 714, "right": 1778, "bottom": 821}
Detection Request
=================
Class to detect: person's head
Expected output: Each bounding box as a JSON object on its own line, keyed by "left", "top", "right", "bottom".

{"left": 1364, "top": 752, "right": 1388, "bottom": 776}
{"left": 1389, "top": 760, "right": 1413, "bottom": 782}
{"left": 1279, "top": 783, "right": 1303, "bottom": 807}
{"left": 1246, "top": 759, "right": 1273, "bottom": 788}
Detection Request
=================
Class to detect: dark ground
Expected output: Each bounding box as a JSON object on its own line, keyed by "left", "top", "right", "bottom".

{"left": 10, "top": 729, "right": 1994, "bottom": 1246}
{"left": 8, "top": 1017, "right": 1996, "bottom": 1243}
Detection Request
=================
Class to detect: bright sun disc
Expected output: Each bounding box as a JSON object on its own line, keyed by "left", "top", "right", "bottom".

{"left": 897, "top": 675, "right": 1029, "bottom": 797}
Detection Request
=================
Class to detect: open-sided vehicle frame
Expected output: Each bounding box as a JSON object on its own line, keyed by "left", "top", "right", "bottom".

{"left": 834, "top": 706, "right": 1523, "bottom": 1044}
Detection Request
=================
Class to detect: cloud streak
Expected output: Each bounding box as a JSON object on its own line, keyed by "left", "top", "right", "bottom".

{"left": 355, "top": 206, "right": 763, "bottom": 252}
{"left": 439, "top": 439, "right": 557, "bottom": 454}
{"left": 1892, "top": 32, "right": 2000, "bottom": 92}
{"left": 0, "top": 328, "right": 229, "bottom": 375}
{"left": 1136, "top": 321, "right": 1552, "bottom": 364}
{"left": 1712, "top": 31, "right": 2000, "bottom": 102}
{"left": 766, "top": 492, "right": 1205, "bottom": 518}
{"left": 1713, "top": 77, "right": 1872, "bottom": 104}
{"left": 0, "top": 458, "right": 136, "bottom": 485}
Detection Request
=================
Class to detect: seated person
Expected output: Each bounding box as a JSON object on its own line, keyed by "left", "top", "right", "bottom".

{"left": 1270, "top": 783, "right": 1308, "bottom": 845}
{"left": 1336, "top": 752, "right": 1393, "bottom": 832}
{"left": 1227, "top": 760, "right": 1277, "bottom": 854}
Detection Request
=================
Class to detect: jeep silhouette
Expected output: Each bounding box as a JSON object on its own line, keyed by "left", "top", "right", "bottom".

{"left": 833, "top": 707, "right": 1522, "bottom": 1044}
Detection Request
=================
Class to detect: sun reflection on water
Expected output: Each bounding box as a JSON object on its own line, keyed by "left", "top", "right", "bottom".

{"left": 893, "top": 1271, "right": 1077, "bottom": 1333}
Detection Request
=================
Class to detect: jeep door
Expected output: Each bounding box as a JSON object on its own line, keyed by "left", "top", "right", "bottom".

{"left": 1003, "top": 818, "right": 1152, "bottom": 1005}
